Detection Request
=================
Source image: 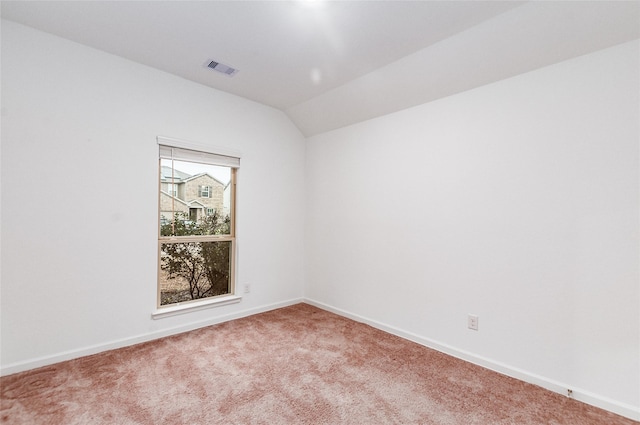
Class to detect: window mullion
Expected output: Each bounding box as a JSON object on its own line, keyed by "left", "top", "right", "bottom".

{"left": 159, "top": 235, "right": 233, "bottom": 243}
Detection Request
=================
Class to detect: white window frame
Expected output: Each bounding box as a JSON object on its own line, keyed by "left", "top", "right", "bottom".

{"left": 167, "top": 183, "right": 178, "bottom": 197}
{"left": 153, "top": 136, "right": 241, "bottom": 319}
{"left": 199, "top": 185, "right": 211, "bottom": 198}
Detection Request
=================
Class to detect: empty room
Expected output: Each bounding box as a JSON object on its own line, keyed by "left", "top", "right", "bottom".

{"left": 1, "top": 1, "right": 638, "bottom": 424}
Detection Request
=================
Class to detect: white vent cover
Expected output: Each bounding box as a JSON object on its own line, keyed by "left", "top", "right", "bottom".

{"left": 207, "top": 60, "right": 239, "bottom": 77}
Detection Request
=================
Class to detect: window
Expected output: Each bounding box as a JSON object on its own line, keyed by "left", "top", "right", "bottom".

{"left": 199, "top": 185, "right": 211, "bottom": 198}
{"left": 157, "top": 140, "right": 239, "bottom": 312}
{"left": 166, "top": 183, "right": 177, "bottom": 197}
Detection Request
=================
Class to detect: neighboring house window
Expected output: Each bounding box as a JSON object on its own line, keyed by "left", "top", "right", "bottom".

{"left": 199, "top": 185, "right": 211, "bottom": 198}
{"left": 167, "top": 183, "right": 177, "bottom": 197}
{"left": 158, "top": 141, "right": 239, "bottom": 310}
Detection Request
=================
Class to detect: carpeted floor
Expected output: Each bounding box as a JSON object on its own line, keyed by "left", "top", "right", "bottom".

{"left": 1, "top": 303, "right": 637, "bottom": 424}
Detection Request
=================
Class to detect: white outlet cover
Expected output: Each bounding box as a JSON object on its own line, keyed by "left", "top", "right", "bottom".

{"left": 468, "top": 314, "right": 479, "bottom": 330}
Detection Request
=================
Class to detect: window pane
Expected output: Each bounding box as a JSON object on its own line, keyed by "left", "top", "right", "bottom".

{"left": 159, "top": 241, "right": 231, "bottom": 306}
{"left": 159, "top": 158, "right": 232, "bottom": 236}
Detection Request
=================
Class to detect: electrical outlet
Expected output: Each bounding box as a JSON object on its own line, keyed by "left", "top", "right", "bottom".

{"left": 468, "top": 314, "right": 479, "bottom": 331}
{"left": 244, "top": 284, "right": 250, "bottom": 294}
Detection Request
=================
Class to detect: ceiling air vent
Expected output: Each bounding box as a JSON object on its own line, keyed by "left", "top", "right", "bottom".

{"left": 207, "top": 60, "right": 239, "bottom": 77}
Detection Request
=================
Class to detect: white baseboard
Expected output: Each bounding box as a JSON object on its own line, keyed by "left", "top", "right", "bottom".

{"left": 303, "top": 298, "right": 640, "bottom": 422}
{"left": 0, "top": 297, "right": 303, "bottom": 377}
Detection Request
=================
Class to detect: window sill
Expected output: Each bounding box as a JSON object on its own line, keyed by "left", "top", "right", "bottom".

{"left": 152, "top": 295, "right": 242, "bottom": 319}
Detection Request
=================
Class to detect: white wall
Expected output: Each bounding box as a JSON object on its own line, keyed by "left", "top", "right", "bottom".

{"left": 1, "top": 21, "right": 305, "bottom": 371}
{"left": 305, "top": 40, "right": 639, "bottom": 418}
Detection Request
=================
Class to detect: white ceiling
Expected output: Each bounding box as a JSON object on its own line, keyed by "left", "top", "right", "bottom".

{"left": 2, "top": 1, "right": 639, "bottom": 136}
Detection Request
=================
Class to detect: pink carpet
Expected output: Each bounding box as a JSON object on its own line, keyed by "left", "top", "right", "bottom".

{"left": 1, "top": 303, "right": 637, "bottom": 424}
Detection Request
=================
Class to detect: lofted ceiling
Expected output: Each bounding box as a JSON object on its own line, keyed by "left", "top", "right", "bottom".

{"left": 2, "top": 1, "right": 639, "bottom": 137}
